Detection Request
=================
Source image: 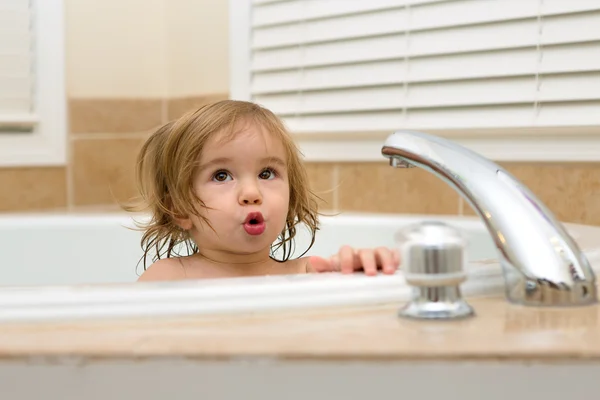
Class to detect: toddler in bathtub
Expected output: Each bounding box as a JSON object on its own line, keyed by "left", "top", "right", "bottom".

{"left": 128, "top": 100, "right": 400, "bottom": 281}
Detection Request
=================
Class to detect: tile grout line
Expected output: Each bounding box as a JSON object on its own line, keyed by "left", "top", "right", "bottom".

{"left": 70, "top": 132, "right": 152, "bottom": 140}
{"left": 458, "top": 196, "right": 464, "bottom": 216}
{"left": 160, "top": 0, "right": 169, "bottom": 124}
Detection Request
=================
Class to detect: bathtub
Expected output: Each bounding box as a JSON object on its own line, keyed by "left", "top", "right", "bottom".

{"left": 0, "top": 211, "right": 500, "bottom": 286}
{"left": 2, "top": 211, "right": 600, "bottom": 400}
{"left": 0, "top": 211, "right": 600, "bottom": 322}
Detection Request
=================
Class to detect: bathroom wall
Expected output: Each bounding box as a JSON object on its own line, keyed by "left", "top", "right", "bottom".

{"left": 0, "top": 0, "right": 228, "bottom": 212}
{"left": 1, "top": 0, "right": 599, "bottom": 227}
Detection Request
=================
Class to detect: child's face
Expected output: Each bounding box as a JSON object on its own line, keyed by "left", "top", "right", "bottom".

{"left": 184, "top": 121, "right": 290, "bottom": 256}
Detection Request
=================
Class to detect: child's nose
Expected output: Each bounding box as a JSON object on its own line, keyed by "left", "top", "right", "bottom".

{"left": 239, "top": 183, "right": 263, "bottom": 205}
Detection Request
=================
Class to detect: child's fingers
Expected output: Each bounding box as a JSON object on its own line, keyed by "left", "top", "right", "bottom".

{"left": 375, "top": 247, "right": 397, "bottom": 274}
{"left": 392, "top": 248, "right": 401, "bottom": 267}
{"left": 339, "top": 245, "right": 355, "bottom": 274}
{"left": 313, "top": 247, "right": 400, "bottom": 276}
{"left": 358, "top": 249, "right": 378, "bottom": 276}
{"left": 308, "top": 256, "right": 332, "bottom": 273}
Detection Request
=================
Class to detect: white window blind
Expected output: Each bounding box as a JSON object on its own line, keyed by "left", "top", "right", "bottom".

{"left": 245, "top": 0, "right": 600, "bottom": 133}
{"left": 0, "top": 0, "right": 36, "bottom": 133}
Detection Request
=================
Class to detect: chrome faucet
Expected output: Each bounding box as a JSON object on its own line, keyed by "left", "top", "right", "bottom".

{"left": 381, "top": 130, "right": 597, "bottom": 307}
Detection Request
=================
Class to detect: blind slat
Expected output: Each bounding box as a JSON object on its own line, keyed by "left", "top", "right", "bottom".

{"left": 543, "top": 11, "right": 600, "bottom": 45}
{"left": 0, "top": 99, "right": 32, "bottom": 114}
{"left": 0, "top": 77, "right": 32, "bottom": 96}
{"left": 283, "top": 112, "right": 405, "bottom": 132}
{"left": 0, "top": 55, "right": 30, "bottom": 75}
{"left": 542, "top": 42, "right": 600, "bottom": 74}
{"left": 0, "top": 113, "right": 38, "bottom": 124}
{"left": 540, "top": 73, "right": 600, "bottom": 102}
{"left": 406, "top": 105, "right": 534, "bottom": 129}
{"left": 255, "top": 86, "right": 406, "bottom": 115}
{"left": 252, "top": 0, "right": 441, "bottom": 27}
{"left": 537, "top": 102, "right": 600, "bottom": 126}
{"left": 0, "top": 0, "right": 35, "bottom": 127}
{"left": 282, "top": 106, "right": 534, "bottom": 131}
{"left": 543, "top": 0, "right": 600, "bottom": 16}
{"left": 408, "top": 77, "right": 537, "bottom": 109}
{"left": 410, "top": 0, "right": 538, "bottom": 31}
{"left": 0, "top": 34, "right": 32, "bottom": 55}
{"left": 252, "top": 60, "right": 406, "bottom": 94}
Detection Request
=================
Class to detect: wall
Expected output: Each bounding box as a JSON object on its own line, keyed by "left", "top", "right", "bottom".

{"left": 0, "top": 0, "right": 228, "bottom": 212}
{"left": 0, "top": 0, "right": 599, "bottom": 227}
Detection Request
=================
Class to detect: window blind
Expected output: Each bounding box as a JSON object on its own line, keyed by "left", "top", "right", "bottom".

{"left": 248, "top": 0, "right": 600, "bottom": 133}
{"left": 0, "top": 0, "right": 36, "bottom": 133}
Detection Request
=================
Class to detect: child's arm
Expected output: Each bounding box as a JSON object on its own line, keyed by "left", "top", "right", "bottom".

{"left": 137, "top": 258, "right": 187, "bottom": 282}
{"left": 308, "top": 246, "right": 400, "bottom": 276}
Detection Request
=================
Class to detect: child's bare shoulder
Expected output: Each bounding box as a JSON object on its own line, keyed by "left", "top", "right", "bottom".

{"left": 137, "top": 258, "right": 186, "bottom": 282}
{"left": 287, "top": 256, "right": 314, "bottom": 274}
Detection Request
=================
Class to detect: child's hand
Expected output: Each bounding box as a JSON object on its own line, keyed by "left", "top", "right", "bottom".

{"left": 309, "top": 246, "right": 400, "bottom": 276}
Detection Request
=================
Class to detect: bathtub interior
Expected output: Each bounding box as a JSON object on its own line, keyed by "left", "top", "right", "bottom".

{"left": 0, "top": 212, "right": 499, "bottom": 287}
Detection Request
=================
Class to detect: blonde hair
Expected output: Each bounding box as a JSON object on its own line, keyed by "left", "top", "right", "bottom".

{"left": 126, "top": 100, "right": 320, "bottom": 270}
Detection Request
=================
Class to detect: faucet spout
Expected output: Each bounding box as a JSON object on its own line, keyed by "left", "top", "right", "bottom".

{"left": 382, "top": 130, "right": 597, "bottom": 307}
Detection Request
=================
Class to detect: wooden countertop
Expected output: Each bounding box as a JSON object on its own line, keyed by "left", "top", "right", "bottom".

{"left": 0, "top": 296, "right": 599, "bottom": 362}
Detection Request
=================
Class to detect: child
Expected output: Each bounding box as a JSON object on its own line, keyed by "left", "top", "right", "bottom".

{"left": 128, "top": 100, "right": 400, "bottom": 281}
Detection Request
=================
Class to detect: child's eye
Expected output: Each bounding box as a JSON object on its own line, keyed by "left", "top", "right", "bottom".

{"left": 259, "top": 168, "right": 276, "bottom": 180}
{"left": 212, "top": 170, "right": 232, "bottom": 182}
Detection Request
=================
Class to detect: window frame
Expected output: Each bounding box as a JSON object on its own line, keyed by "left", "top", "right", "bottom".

{"left": 0, "top": 0, "right": 67, "bottom": 168}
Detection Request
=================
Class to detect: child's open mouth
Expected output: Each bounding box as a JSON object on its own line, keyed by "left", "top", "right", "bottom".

{"left": 243, "top": 212, "right": 266, "bottom": 236}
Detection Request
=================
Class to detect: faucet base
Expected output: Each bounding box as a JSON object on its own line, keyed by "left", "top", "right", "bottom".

{"left": 506, "top": 276, "right": 598, "bottom": 307}
{"left": 399, "top": 286, "right": 475, "bottom": 320}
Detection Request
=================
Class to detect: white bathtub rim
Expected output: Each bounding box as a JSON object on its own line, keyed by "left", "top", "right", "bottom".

{"left": 0, "top": 256, "right": 597, "bottom": 324}
{"left": 0, "top": 264, "right": 506, "bottom": 323}
{"left": 0, "top": 212, "right": 599, "bottom": 323}
{"left": 2, "top": 252, "right": 600, "bottom": 323}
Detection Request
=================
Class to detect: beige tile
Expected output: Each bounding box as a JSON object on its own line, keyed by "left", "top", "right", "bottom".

{"left": 337, "top": 162, "right": 460, "bottom": 214}
{"left": 72, "top": 137, "right": 146, "bottom": 206}
{"left": 0, "top": 167, "right": 67, "bottom": 212}
{"left": 166, "top": 1, "right": 229, "bottom": 98}
{"left": 66, "top": 0, "right": 167, "bottom": 99}
{"left": 167, "top": 94, "right": 229, "bottom": 121}
{"left": 500, "top": 162, "right": 600, "bottom": 226}
{"left": 304, "top": 162, "right": 335, "bottom": 211}
{"left": 69, "top": 98, "right": 163, "bottom": 134}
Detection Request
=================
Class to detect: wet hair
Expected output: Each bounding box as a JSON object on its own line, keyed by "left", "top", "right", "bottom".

{"left": 125, "top": 100, "right": 320, "bottom": 271}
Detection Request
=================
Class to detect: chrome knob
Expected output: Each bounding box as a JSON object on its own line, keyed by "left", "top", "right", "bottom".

{"left": 397, "top": 221, "right": 475, "bottom": 320}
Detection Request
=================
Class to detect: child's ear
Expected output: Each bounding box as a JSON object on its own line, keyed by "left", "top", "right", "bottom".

{"left": 167, "top": 194, "right": 193, "bottom": 231}
{"left": 173, "top": 216, "right": 193, "bottom": 231}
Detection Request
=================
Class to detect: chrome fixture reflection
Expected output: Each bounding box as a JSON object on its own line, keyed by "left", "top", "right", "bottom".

{"left": 397, "top": 221, "right": 475, "bottom": 320}
{"left": 382, "top": 130, "right": 597, "bottom": 307}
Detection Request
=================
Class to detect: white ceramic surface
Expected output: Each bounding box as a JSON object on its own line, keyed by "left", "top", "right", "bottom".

{"left": 0, "top": 212, "right": 599, "bottom": 323}
{"left": 0, "top": 212, "right": 500, "bottom": 287}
